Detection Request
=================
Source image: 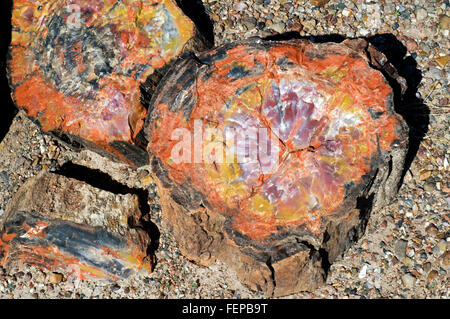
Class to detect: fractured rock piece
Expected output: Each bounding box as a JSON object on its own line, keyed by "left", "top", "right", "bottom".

{"left": 0, "top": 172, "right": 152, "bottom": 280}
{"left": 7, "top": 0, "right": 208, "bottom": 166}
{"left": 145, "top": 38, "right": 409, "bottom": 296}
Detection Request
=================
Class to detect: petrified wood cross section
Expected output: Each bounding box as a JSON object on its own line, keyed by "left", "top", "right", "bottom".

{"left": 145, "top": 38, "right": 409, "bottom": 296}
{"left": 8, "top": 0, "right": 208, "bottom": 166}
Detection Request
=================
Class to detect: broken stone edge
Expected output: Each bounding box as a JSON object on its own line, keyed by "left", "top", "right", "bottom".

{"left": 0, "top": 171, "right": 154, "bottom": 280}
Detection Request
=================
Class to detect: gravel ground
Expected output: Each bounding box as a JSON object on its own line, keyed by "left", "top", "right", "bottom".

{"left": 0, "top": 0, "right": 449, "bottom": 299}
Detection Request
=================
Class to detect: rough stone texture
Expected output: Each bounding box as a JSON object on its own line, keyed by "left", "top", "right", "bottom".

{"left": 7, "top": 0, "right": 209, "bottom": 167}
{"left": 145, "top": 38, "right": 409, "bottom": 296}
{"left": 0, "top": 172, "right": 152, "bottom": 280}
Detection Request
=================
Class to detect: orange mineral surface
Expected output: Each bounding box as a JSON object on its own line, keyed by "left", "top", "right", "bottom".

{"left": 145, "top": 39, "right": 408, "bottom": 295}
{"left": 8, "top": 0, "right": 196, "bottom": 166}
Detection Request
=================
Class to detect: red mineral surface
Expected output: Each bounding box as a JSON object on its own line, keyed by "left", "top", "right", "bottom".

{"left": 7, "top": 0, "right": 199, "bottom": 166}
{"left": 145, "top": 38, "right": 409, "bottom": 296}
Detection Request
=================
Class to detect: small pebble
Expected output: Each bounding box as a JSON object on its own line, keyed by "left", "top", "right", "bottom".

{"left": 395, "top": 239, "right": 408, "bottom": 259}
{"left": 425, "top": 223, "right": 439, "bottom": 236}
{"left": 415, "top": 8, "right": 428, "bottom": 21}
{"left": 401, "top": 273, "right": 416, "bottom": 289}
{"left": 47, "top": 273, "right": 64, "bottom": 284}
{"left": 427, "top": 270, "right": 438, "bottom": 282}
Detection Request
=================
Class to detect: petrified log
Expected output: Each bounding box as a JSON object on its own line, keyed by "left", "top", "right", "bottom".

{"left": 145, "top": 38, "right": 409, "bottom": 296}
{"left": 0, "top": 172, "right": 152, "bottom": 280}
{"left": 7, "top": 0, "right": 209, "bottom": 167}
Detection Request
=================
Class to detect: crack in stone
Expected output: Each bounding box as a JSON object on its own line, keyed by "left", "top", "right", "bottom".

{"left": 265, "top": 256, "right": 276, "bottom": 297}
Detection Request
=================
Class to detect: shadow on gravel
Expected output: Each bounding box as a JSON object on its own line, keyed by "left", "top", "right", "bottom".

{"left": 0, "top": 0, "right": 16, "bottom": 143}
{"left": 264, "top": 32, "right": 429, "bottom": 188}
{"left": 367, "top": 34, "right": 429, "bottom": 187}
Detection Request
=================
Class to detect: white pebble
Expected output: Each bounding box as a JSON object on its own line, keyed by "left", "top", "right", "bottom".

{"left": 358, "top": 265, "right": 368, "bottom": 279}
{"left": 342, "top": 9, "right": 352, "bottom": 17}
{"left": 360, "top": 29, "right": 370, "bottom": 36}
{"left": 415, "top": 8, "right": 428, "bottom": 21}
